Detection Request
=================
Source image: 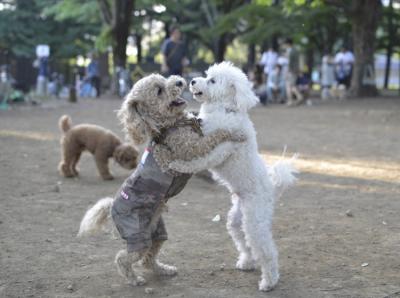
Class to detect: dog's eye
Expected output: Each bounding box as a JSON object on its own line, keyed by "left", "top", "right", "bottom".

{"left": 157, "top": 87, "right": 162, "bottom": 96}
{"left": 209, "top": 78, "right": 215, "bottom": 84}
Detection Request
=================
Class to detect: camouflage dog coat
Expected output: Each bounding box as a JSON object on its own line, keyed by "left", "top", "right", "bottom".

{"left": 111, "top": 140, "right": 192, "bottom": 252}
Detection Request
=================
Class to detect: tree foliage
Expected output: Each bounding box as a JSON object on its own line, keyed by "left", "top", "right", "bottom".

{"left": 0, "top": 0, "right": 100, "bottom": 58}
{"left": 0, "top": 0, "right": 394, "bottom": 97}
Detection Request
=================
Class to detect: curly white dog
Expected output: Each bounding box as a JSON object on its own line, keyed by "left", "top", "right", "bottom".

{"left": 168, "top": 61, "right": 298, "bottom": 291}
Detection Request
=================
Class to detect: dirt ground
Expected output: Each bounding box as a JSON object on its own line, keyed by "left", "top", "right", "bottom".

{"left": 1, "top": 96, "right": 399, "bottom": 298}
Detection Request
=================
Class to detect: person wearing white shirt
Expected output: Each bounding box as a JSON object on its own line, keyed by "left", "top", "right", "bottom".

{"left": 334, "top": 47, "right": 354, "bottom": 88}
{"left": 260, "top": 47, "right": 278, "bottom": 78}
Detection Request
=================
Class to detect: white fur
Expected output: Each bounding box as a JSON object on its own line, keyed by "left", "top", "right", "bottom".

{"left": 170, "top": 61, "right": 298, "bottom": 291}
{"left": 77, "top": 197, "right": 113, "bottom": 237}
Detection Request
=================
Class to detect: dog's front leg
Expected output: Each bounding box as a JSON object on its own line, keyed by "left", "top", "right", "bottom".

{"left": 115, "top": 249, "right": 146, "bottom": 285}
{"left": 153, "top": 145, "right": 174, "bottom": 173}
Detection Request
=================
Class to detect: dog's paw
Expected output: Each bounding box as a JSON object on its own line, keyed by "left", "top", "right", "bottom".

{"left": 129, "top": 275, "right": 146, "bottom": 286}
{"left": 258, "top": 277, "right": 278, "bottom": 292}
{"left": 236, "top": 255, "right": 256, "bottom": 271}
{"left": 101, "top": 174, "right": 114, "bottom": 180}
{"left": 153, "top": 261, "right": 178, "bottom": 276}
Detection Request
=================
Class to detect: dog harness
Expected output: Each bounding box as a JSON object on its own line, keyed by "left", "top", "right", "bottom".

{"left": 111, "top": 118, "right": 200, "bottom": 252}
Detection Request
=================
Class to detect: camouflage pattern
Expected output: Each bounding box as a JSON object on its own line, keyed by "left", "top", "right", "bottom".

{"left": 111, "top": 142, "right": 191, "bottom": 252}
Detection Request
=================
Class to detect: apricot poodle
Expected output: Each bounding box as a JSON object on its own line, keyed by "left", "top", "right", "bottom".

{"left": 58, "top": 115, "right": 138, "bottom": 180}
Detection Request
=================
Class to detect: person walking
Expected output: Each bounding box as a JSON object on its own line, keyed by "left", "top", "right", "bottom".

{"left": 283, "top": 38, "right": 304, "bottom": 106}
{"left": 161, "top": 26, "right": 188, "bottom": 76}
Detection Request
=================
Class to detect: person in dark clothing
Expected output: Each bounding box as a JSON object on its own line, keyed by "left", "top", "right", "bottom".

{"left": 161, "top": 27, "right": 188, "bottom": 76}
{"left": 87, "top": 53, "right": 101, "bottom": 97}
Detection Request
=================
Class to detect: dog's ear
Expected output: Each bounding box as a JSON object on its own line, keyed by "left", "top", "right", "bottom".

{"left": 117, "top": 92, "right": 149, "bottom": 145}
{"left": 232, "top": 78, "right": 259, "bottom": 112}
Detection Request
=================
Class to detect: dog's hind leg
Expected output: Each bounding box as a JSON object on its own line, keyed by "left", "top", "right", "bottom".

{"left": 140, "top": 215, "right": 177, "bottom": 276}
{"left": 140, "top": 240, "right": 178, "bottom": 276}
{"left": 227, "top": 195, "right": 255, "bottom": 271}
{"left": 241, "top": 196, "right": 279, "bottom": 292}
{"left": 115, "top": 249, "right": 146, "bottom": 286}
{"left": 59, "top": 147, "right": 77, "bottom": 177}
{"left": 70, "top": 150, "right": 82, "bottom": 176}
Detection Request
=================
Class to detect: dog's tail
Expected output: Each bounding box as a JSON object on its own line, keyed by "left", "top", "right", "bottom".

{"left": 268, "top": 153, "right": 298, "bottom": 199}
{"left": 59, "top": 115, "right": 72, "bottom": 133}
{"left": 77, "top": 197, "right": 114, "bottom": 237}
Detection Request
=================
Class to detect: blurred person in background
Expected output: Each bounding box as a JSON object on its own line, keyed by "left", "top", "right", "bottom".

{"left": 334, "top": 46, "right": 354, "bottom": 89}
{"left": 296, "top": 69, "right": 311, "bottom": 101}
{"left": 283, "top": 38, "right": 304, "bottom": 106}
{"left": 0, "top": 65, "right": 12, "bottom": 102}
{"left": 266, "top": 64, "right": 285, "bottom": 103}
{"left": 260, "top": 46, "right": 278, "bottom": 83}
{"left": 161, "top": 26, "right": 188, "bottom": 76}
{"left": 87, "top": 53, "right": 101, "bottom": 97}
{"left": 320, "top": 53, "right": 336, "bottom": 100}
{"left": 249, "top": 64, "right": 267, "bottom": 105}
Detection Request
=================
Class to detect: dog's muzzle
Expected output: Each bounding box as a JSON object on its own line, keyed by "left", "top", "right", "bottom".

{"left": 169, "top": 97, "right": 186, "bottom": 107}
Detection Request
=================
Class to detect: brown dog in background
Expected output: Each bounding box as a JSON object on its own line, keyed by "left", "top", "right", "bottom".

{"left": 58, "top": 115, "right": 138, "bottom": 180}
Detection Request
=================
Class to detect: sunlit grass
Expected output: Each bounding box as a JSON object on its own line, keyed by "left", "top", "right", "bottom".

{"left": 262, "top": 152, "right": 400, "bottom": 184}
{"left": 0, "top": 130, "right": 56, "bottom": 141}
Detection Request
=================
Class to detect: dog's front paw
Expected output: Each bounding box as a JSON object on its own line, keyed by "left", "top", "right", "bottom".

{"left": 236, "top": 254, "right": 256, "bottom": 271}
{"left": 259, "top": 277, "right": 278, "bottom": 292}
{"left": 153, "top": 261, "right": 177, "bottom": 276}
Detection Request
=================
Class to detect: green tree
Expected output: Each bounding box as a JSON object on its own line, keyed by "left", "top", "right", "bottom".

{"left": 377, "top": 0, "right": 400, "bottom": 89}
{"left": 156, "top": 0, "right": 246, "bottom": 62}
{"left": 325, "top": 0, "right": 383, "bottom": 97}
{"left": 0, "top": 0, "right": 99, "bottom": 59}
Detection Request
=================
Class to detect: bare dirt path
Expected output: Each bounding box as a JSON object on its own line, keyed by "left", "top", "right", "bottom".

{"left": 1, "top": 97, "right": 399, "bottom": 298}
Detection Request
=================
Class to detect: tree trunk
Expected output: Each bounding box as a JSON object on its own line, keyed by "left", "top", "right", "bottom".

{"left": 247, "top": 43, "right": 256, "bottom": 69}
{"left": 136, "top": 34, "right": 142, "bottom": 64}
{"left": 349, "top": 0, "right": 381, "bottom": 97}
{"left": 306, "top": 47, "right": 314, "bottom": 75}
{"left": 164, "top": 23, "right": 170, "bottom": 39}
{"left": 111, "top": 0, "right": 134, "bottom": 68}
{"left": 97, "top": 0, "right": 134, "bottom": 94}
{"left": 215, "top": 34, "right": 227, "bottom": 62}
{"left": 384, "top": 0, "right": 394, "bottom": 89}
{"left": 98, "top": 52, "right": 110, "bottom": 89}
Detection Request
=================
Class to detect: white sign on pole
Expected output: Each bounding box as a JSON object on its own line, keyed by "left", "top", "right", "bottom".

{"left": 36, "top": 45, "right": 50, "bottom": 57}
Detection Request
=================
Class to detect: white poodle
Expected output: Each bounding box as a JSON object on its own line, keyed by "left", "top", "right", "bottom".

{"left": 167, "top": 62, "right": 298, "bottom": 291}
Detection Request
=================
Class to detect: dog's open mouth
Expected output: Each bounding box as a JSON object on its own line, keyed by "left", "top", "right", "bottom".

{"left": 169, "top": 97, "right": 186, "bottom": 107}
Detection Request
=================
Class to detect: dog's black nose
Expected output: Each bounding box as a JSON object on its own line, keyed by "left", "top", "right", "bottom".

{"left": 191, "top": 79, "right": 196, "bottom": 86}
{"left": 176, "top": 80, "right": 183, "bottom": 87}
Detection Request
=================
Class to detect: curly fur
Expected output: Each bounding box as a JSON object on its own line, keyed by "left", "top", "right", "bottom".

{"left": 58, "top": 115, "right": 138, "bottom": 180}
{"left": 77, "top": 197, "right": 114, "bottom": 237}
{"left": 79, "top": 74, "right": 244, "bottom": 286}
{"left": 169, "top": 61, "right": 298, "bottom": 291}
